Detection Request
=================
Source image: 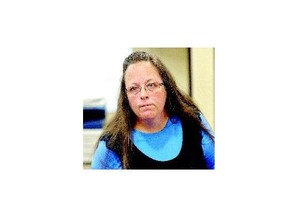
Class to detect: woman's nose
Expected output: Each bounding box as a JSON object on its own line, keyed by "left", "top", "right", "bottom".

{"left": 139, "top": 86, "right": 149, "bottom": 99}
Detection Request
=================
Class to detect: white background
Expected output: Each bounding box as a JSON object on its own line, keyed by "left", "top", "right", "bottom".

{"left": 81, "top": 47, "right": 132, "bottom": 113}
{"left": 1, "top": 1, "right": 287, "bottom": 215}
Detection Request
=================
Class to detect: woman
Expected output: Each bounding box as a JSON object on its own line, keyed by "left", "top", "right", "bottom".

{"left": 91, "top": 51, "right": 214, "bottom": 169}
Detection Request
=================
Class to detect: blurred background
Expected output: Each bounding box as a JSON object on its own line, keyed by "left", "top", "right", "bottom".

{"left": 83, "top": 47, "right": 214, "bottom": 169}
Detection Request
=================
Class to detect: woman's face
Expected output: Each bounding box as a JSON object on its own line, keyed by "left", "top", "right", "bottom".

{"left": 124, "top": 61, "right": 167, "bottom": 121}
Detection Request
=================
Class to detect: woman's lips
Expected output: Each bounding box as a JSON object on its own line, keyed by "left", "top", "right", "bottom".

{"left": 139, "top": 104, "right": 154, "bottom": 109}
{"left": 140, "top": 104, "right": 153, "bottom": 107}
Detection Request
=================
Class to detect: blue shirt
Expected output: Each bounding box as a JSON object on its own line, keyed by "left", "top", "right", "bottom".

{"left": 91, "top": 114, "right": 214, "bottom": 169}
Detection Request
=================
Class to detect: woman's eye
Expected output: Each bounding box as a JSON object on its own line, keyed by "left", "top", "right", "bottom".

{"left": 147, "top": 83, "right": 155, "bottom": 88}
{"left": 129, "top": 87, "right": 138, "bottom": 92}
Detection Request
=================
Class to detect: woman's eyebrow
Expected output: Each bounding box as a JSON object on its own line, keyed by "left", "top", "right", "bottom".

{"left": 130, "top": 79, "right": 154, "bottom": 86}
{"left": 144, "top": 79, "right": 153, "bottom": 84}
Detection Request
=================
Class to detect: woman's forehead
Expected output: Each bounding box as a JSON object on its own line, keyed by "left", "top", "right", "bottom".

{"left": 124, "top": 61, "right": 161, "bottom": 84}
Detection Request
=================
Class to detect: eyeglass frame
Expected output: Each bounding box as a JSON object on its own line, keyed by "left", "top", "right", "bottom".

{"left": 125, "top": 82, "right": 165, "bottom": 95}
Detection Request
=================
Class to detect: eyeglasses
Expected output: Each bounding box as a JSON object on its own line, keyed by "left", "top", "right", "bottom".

{"left": 126, "top": 82, "right": 164, "bottom": 95}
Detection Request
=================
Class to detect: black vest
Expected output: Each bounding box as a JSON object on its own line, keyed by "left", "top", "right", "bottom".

{"left": 105, "top": 116, "right": 207, "bottom": 169}
{"left": 129, "top": 117, "right": 207, "bottom": 169}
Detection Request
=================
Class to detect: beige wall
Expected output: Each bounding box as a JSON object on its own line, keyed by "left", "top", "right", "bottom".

{"left": 132, "top": 48, "right": 190, "bottom": 94}
{"left": 191, "top": 48, "right": 214, "bottom": 130}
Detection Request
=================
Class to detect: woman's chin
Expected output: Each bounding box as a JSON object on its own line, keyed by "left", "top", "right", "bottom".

{"left": 138, "top": 112, "right": 156, "bottom": 120}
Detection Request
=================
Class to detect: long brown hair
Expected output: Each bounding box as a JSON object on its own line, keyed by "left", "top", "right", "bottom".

{"left": 97, "top": 51, "right": 214, "bottom": 168}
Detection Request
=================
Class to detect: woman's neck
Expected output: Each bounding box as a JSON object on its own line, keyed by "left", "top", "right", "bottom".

{"left": 135, "top": 113, "right": 169, "bottom": 133}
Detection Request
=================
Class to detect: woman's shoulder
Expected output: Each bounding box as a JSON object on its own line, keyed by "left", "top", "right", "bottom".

{"left": 91, "top": 140, "right": 122, "bottom": 169}
{"left": 198, "top": 113, "right": 214, "bottom": 136}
